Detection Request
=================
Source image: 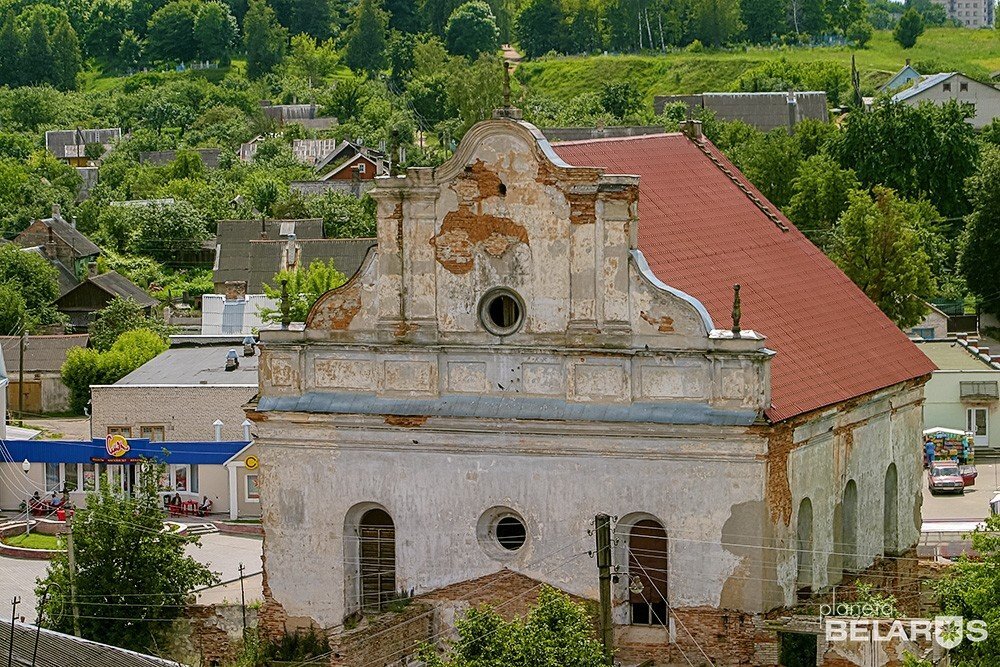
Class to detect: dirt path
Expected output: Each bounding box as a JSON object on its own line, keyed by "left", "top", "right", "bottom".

{"left": 21, "top": 417, "right": 91, "bottom": 440}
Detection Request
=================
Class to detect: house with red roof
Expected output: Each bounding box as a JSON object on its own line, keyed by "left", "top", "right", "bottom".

{"left": 248, "top": 112, "right": 933, "bottom": 665}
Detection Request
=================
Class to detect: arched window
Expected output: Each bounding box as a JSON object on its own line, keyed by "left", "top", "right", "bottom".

{"left": 796, "top": 498, "right": 813, "bottom": 593}
{"left": 884, "top": 464, "right": 898, "bottom": 555}
{"left": 628, "top": 519, "right": 668, "bottom": 626}
{"left": 843, "top": 480, "right": 858, "bottom": 572}
{"left": 358, "top": 508, "right": 395, "bottom": 612}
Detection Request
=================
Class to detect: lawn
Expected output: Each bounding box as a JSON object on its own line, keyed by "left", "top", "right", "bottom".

{"left": 515, "top": 28, "right": 1000, "bottom": 102}
{"left": 1, "top": 533, "right": 63, "bottom": 550}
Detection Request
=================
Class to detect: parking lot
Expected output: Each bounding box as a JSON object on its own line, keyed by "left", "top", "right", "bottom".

{"left": 922, "top": 459, "right": 1000, "bottom": 521}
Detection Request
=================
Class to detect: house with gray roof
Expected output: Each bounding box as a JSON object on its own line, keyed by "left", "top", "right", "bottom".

{"left": 0, "top": 333, "right": 88, "bottom": 413}
{"left": 891, "top": 72, "right": 1000, "bottom": 128}
{"left": 653, "top": 91, "right": 828, "bottom": 131}
{"left": 1, "top": 619, "right": 184, "bottom": 667}
{"left": 14, "top": 205, "right": 100, "bottom": 294}
{"left": 44, "top": 128, "right": 121, "bottom": 166}
{"left": 879, "top": 62, "right": 922, "bottom": 92}
{"left": 55, "top": 270, "right": 158, "bottom": 330}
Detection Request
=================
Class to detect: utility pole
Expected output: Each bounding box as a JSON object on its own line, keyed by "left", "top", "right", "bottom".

{"left": 31, "top": 585, "right": 54, "bottom": 667}
{"left": 65, "top": 519, "right": 81, "bottom": 637}
{"left": 238, "top": 562, "right": 247, "bottom": 638}
{"left": 18, "top": 320, "right": 25, "bottom": 424}
{"left": 595, "top": 513, "right": 613, "bottom": 665}
{"left": 7, "top": 596, "right": 19, "bottom": 667}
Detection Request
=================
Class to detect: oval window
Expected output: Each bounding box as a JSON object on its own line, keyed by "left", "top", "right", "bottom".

{"left": 479, "top": 288, "right": 524, "bottom": 336}
{"left": 495, "top": 516, "right": 527, "bottom": 551}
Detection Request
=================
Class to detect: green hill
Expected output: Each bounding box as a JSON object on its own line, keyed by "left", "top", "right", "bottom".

{"left": 514, "top": 28, "right": 1000, "bottom": 103}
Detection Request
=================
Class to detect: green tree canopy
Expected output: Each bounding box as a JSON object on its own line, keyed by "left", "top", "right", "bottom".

{"left": 286, "top": 33, "right": 338, "bottom": 87}
{"left": 345, "top": 0, "right": 389, "bottom": 74}
{"left": 0, "top": 243, "right": 62, "bottom": 329}
{"left": 445, "top": 1, "right": 499, "bottom": 59}
{"left": 22, "top": 12, "right": 54, "bottom": 86}
{"left": 147, "top": 0, "right": 199, "bottom": 63}
{"left": 0, "top": 283, "right": 27, "bottom": 336}
{"left": 830, "top": 187, "right": 935, "bottom": 328}
{"left": 690, "top": 0, "right": 744, "bottom": 47}
{"left": 894, "top": 7, "right": 924, "bottom": 48}
{"left": 419, "top": 586, "right": 605, "bottom": 666}
{"left": 515, "top": 0, "right": 564, "bottom": 59}
{"left": 193, "top": 1, "right": 238, "bottom": 62}
{"left": 262, "top": 259, "right": 347, "bottom": 323}
{"left": 50, "top": 15, "right": 81, "bottom": 90}
{"left": 244, "top": 0, "right": 287, "bottom": 79}
{"left": 960, "top": 145, "right": 1000, "bottom": 315}
{"left": 88, "top": 296, "right": 170, "bottom": 352}
{"left": 38, "top": 459, "right": 217, "bottom": 651}
{"left": 786, "top": 153, "right": 860, "bottom": 249}
{"left": 741, "top": 0, "right": 786, "bottom": 43}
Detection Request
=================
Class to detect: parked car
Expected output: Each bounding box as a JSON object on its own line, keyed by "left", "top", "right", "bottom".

{"left": 929, "top": 462, "right": 966, "bottom": 495}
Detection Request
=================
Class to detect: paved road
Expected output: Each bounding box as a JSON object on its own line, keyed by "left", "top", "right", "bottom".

{"left": 0, "top": 532, "right": 262, "bottom": 616}
{"left": 922, "top": 461, "right": 1000, "bottom": 521}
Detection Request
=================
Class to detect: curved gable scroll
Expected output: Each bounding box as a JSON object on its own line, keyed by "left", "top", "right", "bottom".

{"left": 305, "top": 245, "right": 379, "bottom": 333}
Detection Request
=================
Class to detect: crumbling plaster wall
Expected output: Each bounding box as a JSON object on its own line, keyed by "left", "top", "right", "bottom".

{"left": 774, "top": 382, "right": 925, "bottom": 607}
{"left": 254, "top": 414, "right": 772, "bottom": 630}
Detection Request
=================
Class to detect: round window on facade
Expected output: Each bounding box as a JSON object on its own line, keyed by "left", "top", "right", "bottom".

{"left": 479, "top": 288, "right": 524, "bottom": 337}
{"left": 495, "top": 516, "right": 527, "bottom": 551}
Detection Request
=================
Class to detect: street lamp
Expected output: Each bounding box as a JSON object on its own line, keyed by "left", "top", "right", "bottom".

{"left": 21, "top": 459, "right": 30, "bottom": 537}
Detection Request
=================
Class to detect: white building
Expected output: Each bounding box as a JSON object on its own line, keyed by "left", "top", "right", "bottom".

{"left": 251, "top": 115, "right": 934, "bottom": 664}
{"left": 930, "top": 0, "right": 994, "bottom": 27}
{"left": 892, "top": 72, "right": 1000, "bottom": 129}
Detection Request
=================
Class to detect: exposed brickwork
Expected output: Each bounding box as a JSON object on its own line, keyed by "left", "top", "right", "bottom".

{"left": 327, "top": 602, "right": 433, "bottom": 667}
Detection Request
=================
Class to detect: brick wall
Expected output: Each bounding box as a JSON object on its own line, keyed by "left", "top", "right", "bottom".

{"left": 91, "top": 385, "right": 257, "bottom": 441}
{"left": 167, "top": 604, "right": 258, "bottom": 667}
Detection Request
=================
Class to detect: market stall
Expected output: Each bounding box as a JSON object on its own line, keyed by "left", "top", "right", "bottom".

{"left": 923, "top": 427, "right": 977, "bottom": 486}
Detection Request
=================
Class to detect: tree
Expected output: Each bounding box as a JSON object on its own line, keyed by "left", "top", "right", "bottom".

{"left": 515, "top": 0, "right": 564, "bottom": 58}
{"left": 445, "top": 2, "right": 499, "bottom": 59}
{"left": 131, "top": 202, "right": 210, "bottom": 262}
{"left": 50, "top": 16, "right": 82, "bottom": 91}
{"left": 423, "top": 0, "right": 463, "bottom": 34}
{"left": 286, "top": 33, "right": 338, "bottom": 88}
{"left": 61, "top": 328, "right": 168, "bottom": 411}
{"left": 21, "top": 13, "right": 54, "bottom": 86}
{"left": 599, "top": 81, "right": 642, "bottom": 119}
{"left": 244, "top": 0, "right": 287, "bottom": 79}
{"left": 690, "top": 0, "right": 745, "bottom": 47}
{"left": 272, "top": 0, "right": 334, "bottom": 40}
{"left": 116, "top": 29, "right": 143, "bottom": 70}
{"left": 194, "top": 1, "right": 238, "bottom": 62}
{"left": 847, "top": 19, "right": 873, "bottom": 46}
{"left": 786, "top": 154, "right": 859, "bottom": 249}
{"left": 0, "top": 243, "right": 61, "bottom": 329}
{"left": 0, "top": 284, "right": 26, "bottom": 336}
{"left": 88, "top": 296, "right": 170, "bottom": 352}
{"left": 38, "top": 459, "right": 217, "bottom": 652}
{"left": 960, "top": 146, "right": 1000, "bottom": 315}
{"left": 830, "top": 187, "right": 934, "bottom": 328}
{"left": 307, "top": 191, "right": 378, "bottom": 237}
{"left": 894, "top": 8, "right": 923, "bottom": 48}
{"left": 386, "top": 0, "right": 422, "bottom": 33}
{"left": 0, "top": 13, "right": 23, "bottom": 87}
{"left": 418, "top": 586, "right": 605, "bottom": 666}
{"left": 741, "top": 0, "right": 786, "bottom": 43}
{"left": 345, "top": 0, "right": 389, "bottom": 74}
{"left": 729, "top": 128, "right": 802, "bottom": 209}
{"left": 826, "top": 0, "right": 866, "bottom": 34}
{"left": 935, "top": 513, "right": 1000, "bottom": 662}
{"left": 147, "top": 0, "right": 199, "bottom": 62}
{"left": 831, "top": 99, "right": 978, "bottom": 218}
{"left": 261, "top": 259, "right": 347, "bottom": 323}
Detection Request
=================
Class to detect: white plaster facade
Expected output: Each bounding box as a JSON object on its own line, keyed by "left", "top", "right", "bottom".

{"left": 251, "top": 118, "right": 927, "bottom": 649}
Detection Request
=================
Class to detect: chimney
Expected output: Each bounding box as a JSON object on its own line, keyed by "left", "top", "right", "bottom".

{"left": 787, "top": 90, "right": 798, "bottom": 135}
{"left": 87, "top": 262, "right": 98, "bottom": 278}
{"left": 51, "top": 203, "right": 61, "bottom": 220}
{"left": 224, "top": 350, "right": 239, "bottom": 372}
{"left": 242, "top": 419, "right": 252, "bottom": 441}
{"left": 70, "top": 216, "right": 77, "bottom": 229}
{"left": 260, "top": 218, "right": 268, "bottom": 240}
{"left": 682, "top": 119, "right": 703, "bottom": 140}
{"left": 224, "top": 281, "right": 247, "bottom": 300}
{"left": 46, "top": 227, "right": 56, "bottom": 259}
{"left": 906, "top": 58, "right": 911, "bottom": 66}
{"left": 283, "top": 234, "right": 300, "bottom": 271}
{"left": 243, "top": 335, "right": 256, "bottom": 357}
{"left": 213, "top": 418, "right": 224, "bottom": 441}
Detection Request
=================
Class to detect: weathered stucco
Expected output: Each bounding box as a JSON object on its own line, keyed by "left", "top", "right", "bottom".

{"left": 252, "top": 117, "right": 926, "bottom": 647}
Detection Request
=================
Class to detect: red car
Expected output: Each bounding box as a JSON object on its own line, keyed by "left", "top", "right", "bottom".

{"left": 929, "top": 462, "right": 966, "bottom": 495}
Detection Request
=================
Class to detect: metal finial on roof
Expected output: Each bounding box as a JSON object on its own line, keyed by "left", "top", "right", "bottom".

{"left": 280, "top": 279, "right": 291, "bottom": 329}
{"left": 731, "top": 284, "right": 742, "bottom": 337}
{"left": 503, "top": 61, "right": 511, "bottom": 109}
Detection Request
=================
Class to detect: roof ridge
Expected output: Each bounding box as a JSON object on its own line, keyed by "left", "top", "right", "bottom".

{"left": 550, "top": 132, "right": 683, "bottom": 146}
{"left": 692, "top": 139, "right": 789, "bottom": 232}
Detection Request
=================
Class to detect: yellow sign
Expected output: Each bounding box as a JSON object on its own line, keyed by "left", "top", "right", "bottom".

{"left": 105, "top": 434, "right": 131, "bottom": 458}
{"left": 245, "top": 455, "right": 259, "bottom": 470}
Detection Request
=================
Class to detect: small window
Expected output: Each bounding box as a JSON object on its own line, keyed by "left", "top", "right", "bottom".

{"left": 174, "top": 465, "right": 188, "bottom": 492}
{"left": 245, "top": 474, "right": 260, "bottom": 501}
{"left": 83, "top": 463, "right": 96, "bottom": 491}
{"left": 911, "top": 327, "right": 934, "bottom": 340}
{"left": 478, "top": 288, "right": 525, "bottom": 337}
{"left": 960, "top": 82, "right": 969, "bottom": 92}
{"left": 495, "top": 516, "right": 527, "bottom": 551}
{"left": 960, "top": 381, "right": 999, "bottom": 400}
{"left": 170, "top": 464, "right": 198, "bottom": 493}
{"left": 357, "top": 162, "right": 366, "bottom": 174}
{"left": 943, "top": 83, "right": 952, "bottom": 92}
{"left": 45, "top": 463, "right": 60, "bottom": 492}
{"left": 64, "top": 464, "right": 78, "bottom": 492}
{"left": 140, "top": 425, "right": 165, "bottom": 442}
{"left": 107, "top": 426, "right": 132, "bottom": 437}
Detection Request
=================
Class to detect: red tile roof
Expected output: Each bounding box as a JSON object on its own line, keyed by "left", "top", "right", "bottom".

{"left": 554, "top": 133, "right": 935, "bottom": 422}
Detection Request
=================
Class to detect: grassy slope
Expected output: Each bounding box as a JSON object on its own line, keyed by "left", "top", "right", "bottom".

{"left": 515, "top": 28, "right": 1000, "bottom": 102}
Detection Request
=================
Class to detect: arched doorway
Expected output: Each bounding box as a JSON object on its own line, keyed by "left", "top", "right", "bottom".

{"left": 796, "top": 498, "right": 813, "bottom": 593}
{"left": 843, "top": 480, "right": 858, "bottom": 572}
{"left": 358, "top": 508, "right": 395, "bottom": 611}
{"left": 628, "top": 519, "right": 668, "bottom": 626}
{"left": 884, "top": 464, "right": 898, "bottom": 555}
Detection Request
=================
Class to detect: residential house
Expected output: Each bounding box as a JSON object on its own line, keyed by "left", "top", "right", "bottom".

{"left": 260, "top": 101, "right": 336, "bottom": 130}
{"left": 907, "top": 302, "right": 951, "bottom": 340}
{"left": 891, "top": 72, "right": 1000, "bottom": 128}
{"left": 251, "top": 113, "right": 932, "bottom": 664}
{"left": 212, "top": 218, "right": 373, "bottom": 293}
{"left": 89, "top": 335, "right": 261, "bottom": 518}
{"left": 314, "top": 140, "right": 387, "bottom": 179}
{"left": 879, "top": 62, "right": 922, "bottom": 93}
{"left": 291, "top": 138, "right": 340, "bottom": 165}
{"left": 653, "top": 91, "right": 828, "bottom": 131}
{"left": 917, "top": 337, "right": 1000, "bottom": 449}
{"left": 0, "top": 334, "right": 88, "bottom": 414}
{"left": 0, "top": 619, "right": 184, "bottom": 667}
{"left": 14, "top": 205, "right": 100, "bottom": 294}
{"left": 54, "top": 271, "right": 158, "bottom": 330}
{"left": 44, "top": 128, "right": 121, "bottom": 166}
{"left": 930, "top": 0, "right": 994, "bottom": 27}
